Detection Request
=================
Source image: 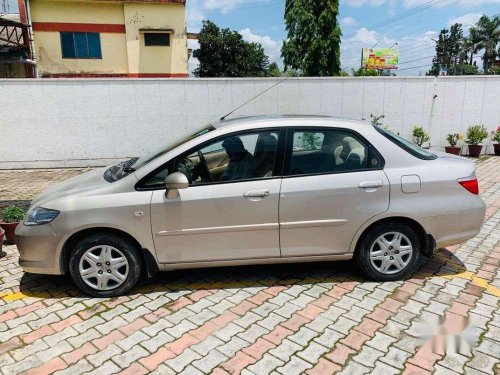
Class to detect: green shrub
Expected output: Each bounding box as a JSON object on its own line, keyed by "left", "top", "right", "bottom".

{"left": 491, "top": 127, "right": 500, "bottom": 143}
{"left": 2, "top": 206, "right": 25, "bottom": 223}
{"left": 446, "top": 133, "right": 463, "bottom": 147}
{"left": 412, "top": 126, "right": 430, "bottom": 147}
{"left": 466, "top": 125, "right": 489, "bottom": 146}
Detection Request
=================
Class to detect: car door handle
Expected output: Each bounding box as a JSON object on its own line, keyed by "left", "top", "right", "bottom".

{"left": 358, "top": 181, "right": 383, "bottom": 189}
{"left": 244, "top": 189, "right": 270, "bottom": 199}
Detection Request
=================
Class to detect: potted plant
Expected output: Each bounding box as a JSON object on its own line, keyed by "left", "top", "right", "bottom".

{"left": 413, "top": 126, "right": 430, "bottom": 148}
{"left": 445, "top": 133, "right": 463, "bottom": 155}
{"left": 491, "top": 126, "right": 500, "bottom": 156}
{"left": 466, "top": 124, "right": 489, "bottom": 157}
{"left": 0, "top": 206, "right": 25, "bottom": 244}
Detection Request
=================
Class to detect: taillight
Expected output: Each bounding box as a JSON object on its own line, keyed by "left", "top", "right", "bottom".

{"left": 458, "top": 178, "right": 479, "bottom": 195}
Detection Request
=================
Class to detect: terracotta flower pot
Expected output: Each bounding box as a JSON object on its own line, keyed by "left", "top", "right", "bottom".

{"left": 445, "top": 146, "right": 461, "bottom": 155}
{"left": 494, "top": 144, "right": 500, "bottom": 156}
{"left": 468, "top": 145, "right": 483, "bottom": 157}
{"left": 0, "top": 222, "right": 19, "bottom": 245}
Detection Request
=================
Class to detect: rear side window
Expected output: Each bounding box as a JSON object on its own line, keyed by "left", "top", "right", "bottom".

{"left": 287, "top": 129, "right": 383, "bottom": 176}
{"left": 374, "top": 125, "right": 437, "bottom": 160}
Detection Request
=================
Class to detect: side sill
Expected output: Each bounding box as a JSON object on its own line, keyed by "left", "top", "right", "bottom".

{"left": 158, "top": 254, "right": 353, "bottom": 271}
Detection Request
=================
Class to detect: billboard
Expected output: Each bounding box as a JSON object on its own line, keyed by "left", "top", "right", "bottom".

{"left": 361, "top": 48, "right": 399, "bottom": 69}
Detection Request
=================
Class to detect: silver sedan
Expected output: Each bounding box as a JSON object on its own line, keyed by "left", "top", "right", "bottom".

{"left": 16, "top": 115, "right": 486, "bottom": 297}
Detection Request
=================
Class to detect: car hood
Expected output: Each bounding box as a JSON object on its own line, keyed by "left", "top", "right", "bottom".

{"left": 31, "top": 167, "right": 109, "bottom": 207}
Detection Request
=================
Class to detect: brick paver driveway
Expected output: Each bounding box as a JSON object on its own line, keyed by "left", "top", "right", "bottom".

{"left": 0, "top": 158, "right": 499, "bottom": 375}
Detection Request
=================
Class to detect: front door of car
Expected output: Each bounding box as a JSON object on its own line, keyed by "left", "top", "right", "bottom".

{"left": 279, "top": 128, "right": 390, "bottom": 257}
{"left": 149, "top": 129, "right": 284, "bottom": 264}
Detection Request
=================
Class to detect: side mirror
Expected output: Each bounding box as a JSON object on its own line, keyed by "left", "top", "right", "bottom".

{"left": 164, "top": 172, "right": 189, "bottom": 199}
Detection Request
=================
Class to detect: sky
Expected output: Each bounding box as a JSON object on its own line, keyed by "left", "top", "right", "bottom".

{"left": 4, "top": 0, "right": 500, "bottom": 76}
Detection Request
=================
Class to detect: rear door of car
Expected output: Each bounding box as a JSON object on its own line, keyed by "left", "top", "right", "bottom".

{"left": 279, "top": 126, "right": 390, "bottom": 257}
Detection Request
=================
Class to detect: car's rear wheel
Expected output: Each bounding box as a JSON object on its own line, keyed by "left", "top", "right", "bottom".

{"left": 355, "top": 222, "right": 421, "bottom": 281}
{"left": 69, "top": 233, "right": 142, "bottom": 297}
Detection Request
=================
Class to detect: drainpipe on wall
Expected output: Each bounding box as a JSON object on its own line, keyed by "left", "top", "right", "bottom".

{"left": 25, "top": 0, "right": 38, "bottom": 78}
{"left": 427, "top": 76, "right": 438, "bottom": 147}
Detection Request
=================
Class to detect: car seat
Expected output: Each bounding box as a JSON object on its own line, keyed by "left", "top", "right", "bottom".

{"left": 254, "top": 133, "right": 278, "bottom": 177}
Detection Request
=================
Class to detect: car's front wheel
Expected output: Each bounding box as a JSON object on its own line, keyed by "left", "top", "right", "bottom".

{"left": 355, "top": 222, "right": 421, "bottom": 281}
{"left": 69, "top": 233, "right": 142, "bottom": 297}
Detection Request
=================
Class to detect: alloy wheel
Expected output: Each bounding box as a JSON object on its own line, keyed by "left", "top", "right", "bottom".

{"left": 369, "top": 232, "right": 413, "bottom": 275}
{"left": 79, "top": 245, "right": 129, "bottom": 291}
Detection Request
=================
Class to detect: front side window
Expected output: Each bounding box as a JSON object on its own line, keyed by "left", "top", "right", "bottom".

{"left": 180, "top": 131, "right": 279, "bottom": 185}
{"left": 142, "top": 130, "right": 279, "bottom": 187}
{"left": 60, "top": 32, "right": 102, "bottom": 59}
{"left": 288, "top": 129, "right": 383, "bottom": 176}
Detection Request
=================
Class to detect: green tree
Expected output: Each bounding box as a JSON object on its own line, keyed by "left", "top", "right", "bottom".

{"left": 464, "top": 27, "right": 482, "bottom": 66}
{"left": 352, "top": 67, "right": 379, "bottom": 76}
{"left": 486, "top": 65, "right": 500, "bottom": 75}
{"left": 193, "top": 20, "right": 270, "bottom": 77}
{"left": 266, "top": 62, "right": 283, "bottom": 77}
{"left": 475, "top": 15, "right": 500, "bottom": 71}
{"left": 428, "top": 23, "right": 464, "bottom": 76}
{"left": 282, "top": 0, "right": 342, "bottom": 76}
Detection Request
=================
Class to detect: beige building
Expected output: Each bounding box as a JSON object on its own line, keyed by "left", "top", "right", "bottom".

{"left": 18, "top": 0, "right": 189, "bottom": 77}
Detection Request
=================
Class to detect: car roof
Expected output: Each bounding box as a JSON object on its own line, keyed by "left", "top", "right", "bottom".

{"left": 213, "top": 114, "right": 370, "bottom": 131}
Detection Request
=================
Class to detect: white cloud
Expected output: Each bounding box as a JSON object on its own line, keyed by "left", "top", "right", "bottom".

{"left": 187, "top": 7, "right": 205, "bottom": 32}
{"left": 341, "top": 16, "right": 358, "bottom": 26}
{"left": 382, "top": 36, "right": 397, "bottom": 46}
{"left": 239, "top": 28, "right": 282, "bottom": 64}
{"left": 188, "top": 39, "right": 200, "bottom": 76}
{"left": 348, "top": 27, "right": 379, "bottom": 45}
{"left": 448, "top": 13, "right": 483, "bottom": 29}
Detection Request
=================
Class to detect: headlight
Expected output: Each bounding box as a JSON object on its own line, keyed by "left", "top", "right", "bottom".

{"left": 24, "top": 207, "right": 60, "bottom": 226}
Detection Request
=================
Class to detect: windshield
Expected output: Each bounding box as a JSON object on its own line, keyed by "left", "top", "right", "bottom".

{"left": 374, "top": 125, "right": 437, "bottom": 160}
{"left": 131, "top": 124, "right": 215, "bottom": 170}
{"left": 104, "top": 124, "right": 215, "bottom": 183}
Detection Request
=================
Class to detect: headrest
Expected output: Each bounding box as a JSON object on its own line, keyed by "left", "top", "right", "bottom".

{"left": 222, "top": 137, "right": 245, "bottom": 153}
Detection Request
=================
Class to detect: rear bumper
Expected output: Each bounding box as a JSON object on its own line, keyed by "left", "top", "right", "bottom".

{"left": 422, "top": 196, "right": 486, "bottom": 249}
{"left": 15, "top": 222, "right": 66, "bottom": 275}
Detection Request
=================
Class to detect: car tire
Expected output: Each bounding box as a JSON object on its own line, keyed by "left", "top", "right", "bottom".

{"left": 355, "top": 222, "right": 421, "bottom": 282}
{"left": 69, "top": 233, "right": 142, "bottom": 297}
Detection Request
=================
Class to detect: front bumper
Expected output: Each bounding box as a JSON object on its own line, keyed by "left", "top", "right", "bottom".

{"left": 15, "top": 222, "right": 66, "bottom": 275}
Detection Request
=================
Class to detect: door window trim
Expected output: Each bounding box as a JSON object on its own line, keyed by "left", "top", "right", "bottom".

{"left": 283, "top": 127, "right": 385, "bottom": 179}
{"left": 136, "top": 128, "right": 287, "bottom": 190}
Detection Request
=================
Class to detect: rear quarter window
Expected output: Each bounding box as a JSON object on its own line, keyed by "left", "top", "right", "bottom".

{"left": 374, "top": 125, "right": 437, "bottom": 160}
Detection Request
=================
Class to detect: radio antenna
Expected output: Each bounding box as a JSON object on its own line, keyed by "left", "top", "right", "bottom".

{"left": 220, "top": 75, "right": 290, "bottom": 121}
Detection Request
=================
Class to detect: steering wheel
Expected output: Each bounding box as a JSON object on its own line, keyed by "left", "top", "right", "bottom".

{"left": 178, "top": 158, "right": 195, "bottom": 183}
{"left": 197, "top": 150, "right": 212, "bottom": 182}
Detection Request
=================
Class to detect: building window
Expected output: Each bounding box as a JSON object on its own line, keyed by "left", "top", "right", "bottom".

{"left": 144, "top": 33, "right": 170, "bottom": 46}
{"left": 60, "top": 32, "right": 102, "bottom": 59}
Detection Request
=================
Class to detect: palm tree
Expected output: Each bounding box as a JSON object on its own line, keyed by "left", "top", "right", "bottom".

{"left": 464, "top": 27, "right": 482, "bottom": 65}
{"left": 475, "top": 15, "right": 500, "bottom": 71}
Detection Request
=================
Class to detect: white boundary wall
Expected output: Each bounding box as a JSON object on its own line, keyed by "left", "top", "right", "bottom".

{"left": 1, "top": 76, "right": 499, "bottom": 169}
